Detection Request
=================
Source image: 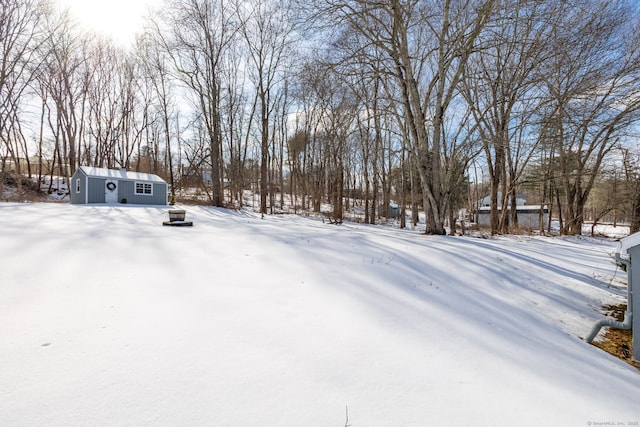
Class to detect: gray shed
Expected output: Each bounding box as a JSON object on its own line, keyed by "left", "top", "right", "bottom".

{"left": 70, "top": 166, "right": 168, "bottom": 205}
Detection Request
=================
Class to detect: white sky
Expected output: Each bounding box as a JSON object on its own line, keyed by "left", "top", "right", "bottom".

{"left": 55, "top": 0, "right": 156, "bottom": 47}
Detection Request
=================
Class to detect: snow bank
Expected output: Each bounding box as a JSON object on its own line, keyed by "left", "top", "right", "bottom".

{"left": 0, "top": 203, "right": 638, "bottom": 426}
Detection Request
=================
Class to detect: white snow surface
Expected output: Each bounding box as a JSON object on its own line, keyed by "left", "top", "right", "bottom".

{"left": 1, "top": 202, "right": 638, "bottom": 426}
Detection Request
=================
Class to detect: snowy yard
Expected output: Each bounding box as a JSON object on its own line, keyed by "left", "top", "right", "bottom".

{"left": 1, "top": 202, "right": 639, "bottom": 426}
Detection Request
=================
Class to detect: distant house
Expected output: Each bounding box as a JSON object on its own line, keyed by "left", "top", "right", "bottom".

{"left": 475, "top": 193, "right": 549, "bottom": 230}
{"left": 475, "top": 205, "right": 549, "bottom": 230}
{"left": 70, "top": 166, "right": 168, "bottom": 205}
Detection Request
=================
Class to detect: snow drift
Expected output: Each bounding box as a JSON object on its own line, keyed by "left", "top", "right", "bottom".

{"left": 0, "top": 203, "right": 638, "bottom": 426}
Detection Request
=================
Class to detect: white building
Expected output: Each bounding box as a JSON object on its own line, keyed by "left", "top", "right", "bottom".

{"left": 475, "top": 193, "right": 549, "bottom": 230}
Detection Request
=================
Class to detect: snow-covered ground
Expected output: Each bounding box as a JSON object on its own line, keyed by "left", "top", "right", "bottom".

{"left": 1, "top": 202, "right": 638, "bottom": 426}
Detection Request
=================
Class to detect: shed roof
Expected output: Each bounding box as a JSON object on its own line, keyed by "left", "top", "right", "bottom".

{"left": 79, "top": 166, "right": 166, "bottom": 183}
{"left": 620, "top": 231, "right": 640, "bottom": 254}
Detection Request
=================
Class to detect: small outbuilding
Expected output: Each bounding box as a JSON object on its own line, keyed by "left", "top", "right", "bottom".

{"left": 475, "top": 205, "right": 549, "bottom": 230}
{"left": 474, "top": 194, "right": 549, "bottom": 230}
{"left": 70, "top": 166, "right": 168, "bottom": 205}
{"left": 378, "top": 202, "right": 400, "bottom": 219}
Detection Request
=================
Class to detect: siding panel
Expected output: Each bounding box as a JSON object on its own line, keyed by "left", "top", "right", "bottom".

{"left": 119, "top": 181, "right": 134, "bottom": 203}
{"left": 114, "top": 180, "right": 167, "bottom": 205}
{"left": 87, "top": 178, "right": 105, "bottom": 203}
{"left": 69, "top": 169, "right": 86, "bottom": 204}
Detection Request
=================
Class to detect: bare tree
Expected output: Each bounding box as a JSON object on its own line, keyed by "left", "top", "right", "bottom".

{"left": 152, "top": 0, "right": 239, "bottom": 207}
{"left": 219, "top": 40, "right": 252, "bottom": 207}
{"left": 85, "top": 40, "right": 145, "bottom": 170}
{"left": 136, "top": 34, "right": 178, "bottom": 201}
{"left": 0, "top": 0, "right": 50, "bottom": 178}
{"left": 316, "top": 0, "right": 495, "bottom": 234}
{"left": 239, "top": 0, "right": 297, "bottom": 215}
{"left": 461, "top": 0, "right": 549, "bottom": 234}
{"left": 541, "top": 0, "right": 640, "bottom": 235}
{"left": 40, "top": 10, "right": 91, "bottom": 179}
{"left": 621, "top": 146, "right": 640, "bottom": 234}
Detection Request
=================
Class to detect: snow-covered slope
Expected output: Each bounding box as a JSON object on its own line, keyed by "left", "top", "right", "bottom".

{"left": 0, "top": 203, "right": 637, "bottom": 426}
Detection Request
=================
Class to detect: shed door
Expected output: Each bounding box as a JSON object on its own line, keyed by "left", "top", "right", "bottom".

{"left": 105, "top": 180, "right": 118, "bottom": 203}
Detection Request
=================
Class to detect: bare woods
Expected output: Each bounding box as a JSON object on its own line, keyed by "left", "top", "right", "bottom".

{"left": 2, "top": 0, "right": 640, "bottom": 234}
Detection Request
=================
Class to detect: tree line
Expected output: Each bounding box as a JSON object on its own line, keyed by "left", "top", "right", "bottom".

{"left": 2, "top": 0, "right": 640, "bottom": 234}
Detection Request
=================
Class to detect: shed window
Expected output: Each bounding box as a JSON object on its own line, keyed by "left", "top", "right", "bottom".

{"left": 75, "top": 179, "right": 81, "bottom": 193}
{"left": 135, "top": 182, "right": 153, "bottom": 195}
